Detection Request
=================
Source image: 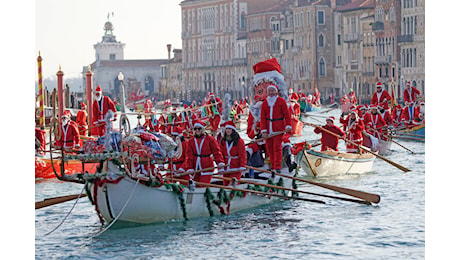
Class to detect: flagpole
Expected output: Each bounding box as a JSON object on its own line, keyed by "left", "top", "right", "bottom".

{"left": 37, "top": 52, "right": 45, "bottom": 129}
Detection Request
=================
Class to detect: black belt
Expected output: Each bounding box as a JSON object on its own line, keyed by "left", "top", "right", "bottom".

{"left": 173, "top": 160, "right": 184, "bottom": 164}
{"left": 193, "top": 154, "right": 211, "bottom": 157}
{"left": 266, "top": 117, "right": 284, "bottom": 122}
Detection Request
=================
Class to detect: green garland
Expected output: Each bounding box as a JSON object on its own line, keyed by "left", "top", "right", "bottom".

{"left": 204, "top": 187, "right": 215, "bottom": 216}
{"left": 165, "top": 182, "right": 188, "bottom": 220}
{"left": 292, "top": 180, "right": 299, "bottom": 197}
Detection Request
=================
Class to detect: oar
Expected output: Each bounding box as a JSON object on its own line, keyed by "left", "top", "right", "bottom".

{"left": 170, "top": 164, "right": 228, "bottom": 178}
{"left": 172, "top": 178, "right": 326, "bottom": 204}
{"left": 304, "top": 122, "right": 411, "bottom": 173}
{"left": 303, "top": 149, "right": 318, "bottom": 177}
{"left": 245, "top": 129, "right": 290, "bottom": 146}
{"left": 245, "top": 165, "right": 381, "bottom": 204}
{"left": 214, "top": 176, "right": 371, "bottom": 205}
{"left": 35, "top": 194, "right": 87, "bottom": 210}
{"left": 366, "top": 128, "right": 415, "bottom": 154}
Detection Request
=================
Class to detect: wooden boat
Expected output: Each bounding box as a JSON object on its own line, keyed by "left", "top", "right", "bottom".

{"left": 306, "top": 102, "right": 321, "bottom": 112}
{"left": 35, "top": 157, "right": 98, "bottom": 179}
{"left": 362, "top": 133, "right": 392, "bottom": 155}
{"left": 393, "top": 124, "right": 425, "bottom": 142}
{"left": 296, "top": 149, "right": 376, "bottom": 177}
{"left": 85, "top": 161, "right": 296, "bottom": 224}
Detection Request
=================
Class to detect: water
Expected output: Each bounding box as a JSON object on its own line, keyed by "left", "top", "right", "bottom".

{"left": 35, "top": 109, "right": 425, "bottom": 259}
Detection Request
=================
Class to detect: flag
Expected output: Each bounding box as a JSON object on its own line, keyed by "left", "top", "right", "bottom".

{"left": 390, "top": 81, "right": 397, "bottom": 108}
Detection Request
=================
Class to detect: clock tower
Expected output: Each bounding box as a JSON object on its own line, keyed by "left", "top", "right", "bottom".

{"left": 93, "top": 19, "right": 125, "bottom": 61}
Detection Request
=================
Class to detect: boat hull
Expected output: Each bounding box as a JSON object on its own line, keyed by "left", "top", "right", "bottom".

{"left": 87, "top": 162, "right": 294, "bottom": 224}
{"left": 394, "top": 124, "right": 425, "bottom": 142}
{"left": 296, "top": 149, "right": 375, "bottom": 177}
{"left": 306, "top": 103, "right": 321, "bottom": 112}
{"left": 35, "top": 157, "right": 98, "bottom": 179}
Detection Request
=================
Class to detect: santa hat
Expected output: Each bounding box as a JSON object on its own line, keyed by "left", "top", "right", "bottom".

{"left": 267, "top": 84, "right": 279, "bottom": 92}
{"left": 193, "top": 120, "right": 206, "bottom": 129}
{"left": 395, "top": 104, "right": 402, "bottom": 110}
{"left": 326, "top": 116, "right": 335, "bottom": 122}
{"left": 223, "top": 121, "right": 237, "bottom": 131}
{"left": 357, "top": 105, "right": 364, "bottom": 110}
{"left": 95, "top": 85, "right": 102, "bottom": 93}
{"left": 209, "top": 92, "right": 215, "bottom": 98}
{"left": 183, "top": 104, "right": 189, "bottom": 109}
{"left": 406, "top": 81, "right": 411, "bottom": 87}
{"left": 288, "top": 88, "right": 293, "bottom": 94}
{"left": 62, "top": 110, "right": 71, "bottom": 119}
{"left": 252, "top": 58, "right": 287, "bottom": 98}
{"left": 290, "top": 92, "right": 299, "bottom": 101}
{"left": 419, "top": 101, "right": 425, "bottom": 106}
{"left": 80, "top": 102, "right": 86, "bottom": 110}
{"left": 376, "top": 82, "right": 383, "bottom": 88}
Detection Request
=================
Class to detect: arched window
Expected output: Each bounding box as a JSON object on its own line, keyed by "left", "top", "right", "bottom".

{"left": 318, "top": 34, "right": 324, "bottom": 47}
{"left": 319, "top": 58, "right": 326, "bottom": 77}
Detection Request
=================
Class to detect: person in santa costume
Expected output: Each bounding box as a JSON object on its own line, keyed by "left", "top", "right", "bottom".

{"left": 401, "top": 101, "right": 418, "bottom": 128}
{"left": 158, "top": 100, "right": 171, "bottom": 134}
{"left": 184, "top": 120, "right": 225, "bottom": 185}
{"left": 55, "top": 110, "right": 80, "bottom": 151}
{"left": 76, "top": 102, "right": 88, "bottom": 137}
{"left": 415, "top": 101, "right": 425, "bottom": 124}
{"left": 314, "top": 117, "right": 345, "bottom": 151}
{"left": 35, "top": 127, "right": 46, "bottom": 156}
{"left": 169, "top": 134, "right": 190, "bottom": 181}
{"left": 392, "top": 104, "right": 404, "bottom": 128}
{"left": 379, "top": 103, "right": 393, "bottom": 140}
{"left": 219, "top": 121, "right": 247, "bottom": 185}
{"left": 206, "top": 92, "right": 223, "bottom": 132}
{"left": 363, "top": 105, "right": 387, "bottom": 139}
{"left": 370, "top": 82, "right": 391, "bottom": 108}
{"left": 340, "top": 111, "right": 365, "bottom": 153}
{"left": 167, "top": 108, "right": 185, "bottom": 137}
{"left": 142, "top": 99, "right": 159, "bottom": 132}
{"left": 403, "top": 81, "right": 421, "bottom": 106}
{"left": 92, "top": 86, "right": 117, "bottom": 136}
{"left": 260, "top": 84, "right": 292, "bottom": 173}
{"left": 348, "top": 89, "right": 358, "bottom": 105}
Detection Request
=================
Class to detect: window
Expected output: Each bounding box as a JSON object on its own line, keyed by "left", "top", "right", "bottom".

{"left": 318, "top": 34, "right": 324, "bottom": 47}
{"left": 110, "top": 54, "right": 116, "bottom": 60}
{"left": 337, "top": 34, "right": 341, "bottom": 45}
{"left": 317, "top": 10, "right": 325, "bottom": 25}
{"left": 338, "top": 55, "right": 342, "bottom": 65}
{"left": 319, "top": 58, "right": 326, "bottom": 77}
{"left": 285, "top": 40, "right": 289, "bottom": 50}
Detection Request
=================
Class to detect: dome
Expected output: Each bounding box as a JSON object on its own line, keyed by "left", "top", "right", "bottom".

{"left": 104, "top": 21, "right": 113, "bottom": 31}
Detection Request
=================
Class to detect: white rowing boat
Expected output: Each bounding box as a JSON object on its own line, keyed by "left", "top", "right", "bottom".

{"left": 296, "top": 149, "right": 376, "bottom": 177}
{"left": 86, "top": 161, "right": 296, "bottom": 224}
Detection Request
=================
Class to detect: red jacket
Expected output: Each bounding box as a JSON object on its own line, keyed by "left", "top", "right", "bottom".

{"left": 392, "top": 109, "right": 403, "bottom": 126}
{"left": 289, "top": 102, "right": 301, "bottom": 119}
{"left": 167, "top": 114, "right": 185, "bottom": 136}
{"left": 341, "top": 117, "right": 365, "bottom": 143}
{"left": 381, "top": 110, "right": 393, "bottom": 126}
{"left": 185, "top": 134, "right": 224, "bottom": 175}
{"left": 173, "top": 139, "right": 188, "bottom": 171}
{"left": 403, "top": 87, "right": 421, "bottom": 104}
{"left": 76, "top": 110, "right": 87, "bottom": 135}
{"left": 401, "top": 105, "right": 418, "bottom": 125}
{"left": 159, "top": 115, "right": 169, "bottom": 133}
{"left": 220, "top": 138, "right": 247, "bottom": 171}
{"left": 363, "top": 113, "right": 387, "bottom": 137}
{"left": 92, "top": 96, "right": 117, "bottom": 126}
{"left": 55, "top": 121, "right": 80, "bottom": 149}
{"left": 260, "top": 96, "right": 291, "bottom": 134}
{"left": 371, "top": 90, "right": 391, "bottom": 107}
{"left": 314, "top": 125, "right": 345, "bottom": 151}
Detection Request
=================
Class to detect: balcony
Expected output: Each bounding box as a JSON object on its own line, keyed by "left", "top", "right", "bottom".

{"left": 375, "top": 55, "right": 392, "bottom": 64}
{"left": 372, "top": 21, "right": 384, "bottom": 31}
{"left": 397, "top": 34, "right": 414, "bottom": 43}
{"left": 344, "top": 33, "right": 362, "bottom": 42}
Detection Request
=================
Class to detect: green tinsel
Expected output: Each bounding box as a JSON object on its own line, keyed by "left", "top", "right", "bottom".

{"left": 292, "top": 180, "right": 299, "bottom": 197}
{"left": 165, "top": 183, "right": 188, "bottom": 220}
{"left": 204, "top": 187, "right": 215, "bottom": 216}
{"left": 276, "top": 177, "right": 287, "bottom": 196}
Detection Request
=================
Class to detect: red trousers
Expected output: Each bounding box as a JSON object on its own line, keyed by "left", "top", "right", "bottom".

{"left": 222, "top": 172, "right": 242, "bottom": 186}
{"left": 266, "top": 135, "right": 283, "bottom": 170}
{"left": 194, "top": 173, "right": 213, "bottom": 186}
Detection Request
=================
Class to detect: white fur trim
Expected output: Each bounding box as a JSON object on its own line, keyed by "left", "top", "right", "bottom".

{"left": 267, "top": 85, "right": 278, "bottom": 92}
{"left": 193, "top": 122, "right": 205, "bottom": 129}
{"left": 225, "top": 125, "right": 237, "bottom": 131}
{"left": 253, "top": 70, "right": 284, "bottom": 84}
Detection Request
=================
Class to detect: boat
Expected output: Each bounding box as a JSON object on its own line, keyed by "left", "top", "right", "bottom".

{"left": 296, "top": 148, "right": 376, "bottom": 177}
{"left": 362, "top": 132, "right": 392, "bottom": 155}
{"left": 306, "top": 102, "right": 321, "bottom": 112}
{"left": 393, "top": 124, "right": 425, "bottom": 142}
{"left": 35, "top": 156, "right": 98, "bottom": 179}
{"left": 84, "top": 161, "right": 297, "bottom": 224}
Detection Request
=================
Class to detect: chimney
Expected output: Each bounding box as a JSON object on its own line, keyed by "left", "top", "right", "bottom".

{"left": 331, "top": 0, "right": 336, "bottom": 9}
{"left": 167, "top": 44, "right": 172, "bottom": 60}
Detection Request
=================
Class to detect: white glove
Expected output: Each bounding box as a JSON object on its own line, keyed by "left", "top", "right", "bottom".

{"left": 187, "top": 169, "right": 194, "bottom": 173}
{"left": 178, "top": 168, "right": 185, "bottom": 173}
{"left": 238, "top": 167, "right": 246, "bottom": 171}
{"left": 218, "top": 168, "right": 224, "bottom": 173}
{"left": 285, "top": 125, "right": 292, "bottom": 131}
{"left": 217, "top": 162, "right": 225, "bottom": 168}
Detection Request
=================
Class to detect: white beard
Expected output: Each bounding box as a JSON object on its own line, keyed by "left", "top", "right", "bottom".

{"left": 267, "top": 95, "right": 278, "bottom": 107}
{"left": 95, "top": 95, "right": 102, "bottom": 102}
{"left": 420, "top": 106, "right": 425, "bottom": 115}
{"left": 62, "top": 118, "right": 69, "bottom": 126}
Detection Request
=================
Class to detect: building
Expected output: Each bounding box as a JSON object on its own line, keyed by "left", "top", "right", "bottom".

{"left": 398, "top": 0, "right": 424, "bottom": 96}
{"left": 83, "top": 19, "right": 168, "bottom": 102}
{"left": 160, "top": 45, "right": 183, "bottom": 101}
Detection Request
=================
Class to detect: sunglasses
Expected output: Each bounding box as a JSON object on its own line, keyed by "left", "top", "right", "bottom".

{"left": 194, "top": 127, "right": 202, "bottom": 131}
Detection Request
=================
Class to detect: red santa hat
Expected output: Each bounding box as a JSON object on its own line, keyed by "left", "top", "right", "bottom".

{"left": 95, "top": 85, "right": 102, "bottom": 93}
{"left": 395, "top": 104, "right": 402, "bottom": 110}
{"left": 267, "top": 84, "right": 279, "bottom": 92}
{"left": 290, "top": 92, "right": 299, "bottom": 102}
{"left": 406, "top": 81, "right": 411, "bottom": 87}
{"left": 62, "top": 110, "right": 71, "bottom": 119}
{"left": 223, "top": 120, "right": 237, "bottom": 131}
{"left": 208, "top": 92, "right": 215, "bottom": 98}
{"left": 288, "top": 88, "right": 294, "bottom": 94}
{"left": 252, "top": 58, "right": 283, "bottom": 84}
{"left": 80, "top": 102, "right": 86, "bottom": 110}
{"left": 193, "top": 120, "right": 206, "bottom": 129}
{"left": 183, "top": 104, "right": 189, "bottom": 109}
{"left": 326, "top": 116, "right": 335, "bottom": 122}
{"left": 376, "top": 82, "right": 383, "bottom": 88}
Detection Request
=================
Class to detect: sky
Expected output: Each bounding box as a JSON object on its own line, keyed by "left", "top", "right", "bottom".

{"left": 35, "top": 0, "right": 183, "bottom": 79}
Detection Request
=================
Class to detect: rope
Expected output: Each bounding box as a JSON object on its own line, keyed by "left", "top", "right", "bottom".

{"left": 42, "top": 184, "right": 87, "bottom": 236}
{"left": 90, "top": 178, "right": 140, "bottom": 237}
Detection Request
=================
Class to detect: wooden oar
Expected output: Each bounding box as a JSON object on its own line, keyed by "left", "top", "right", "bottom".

{"left": 245, "top": 129, "right": 290, "bottom": 146}
{"left": 172, "top": 178, "right": 326, "bottom": 204}
{"left": 35, "top": 194, "right": 87, "bottom": 210}
{"left": 245, "top": 166, "right": 381, "bottom": 204}
{"left": 303, "top": 149, "right": 317, "bottom": 177}
{"left": 214, "top": 176, "right": 371, "bottom": 205}
{"left": 304, "top": 122, "right": 411, "bottom": 172}
{"left": 171, "top": 164, "right": 228, "bottom": 178}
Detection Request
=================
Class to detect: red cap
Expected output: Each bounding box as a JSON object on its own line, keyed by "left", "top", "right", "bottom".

{"left": 223, "top": 120, "right": 237, "bottom": 131}
{"left": 290, "top": 92, "right": 299, "bottom": 101}
{"left": 80, "top": 102, "right": 86, "bottom": 110}
{"left": 95, "top": 85, "right": 102, "bottom": 93}
{"left": 253, "top": 58, "right": 282, "bottom": 75}
{"left": 193, "top": 120, "right": 206, "bottom": 129}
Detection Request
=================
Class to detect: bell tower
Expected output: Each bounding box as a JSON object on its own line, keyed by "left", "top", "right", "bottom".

{"left": 94, "top": 15, "right": 125, "bottom": 61}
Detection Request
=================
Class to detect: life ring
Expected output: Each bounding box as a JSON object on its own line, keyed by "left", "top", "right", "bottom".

{"left": 119, "top": 114, "right": 131, "bottom": 136}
